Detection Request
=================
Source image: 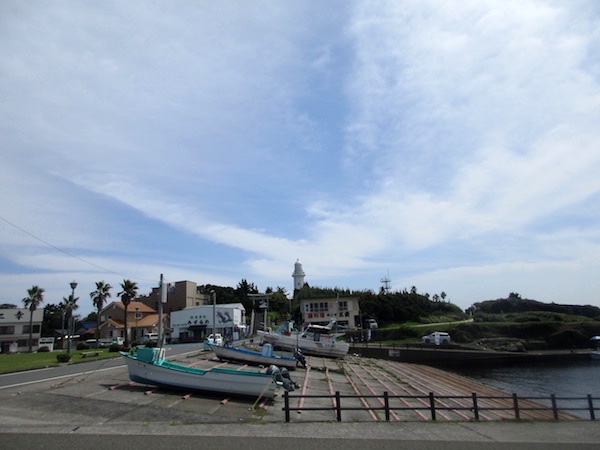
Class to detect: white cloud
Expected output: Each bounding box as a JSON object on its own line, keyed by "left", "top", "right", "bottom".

{"left": 1, "top": 1, "right": 599, "bottom": 316}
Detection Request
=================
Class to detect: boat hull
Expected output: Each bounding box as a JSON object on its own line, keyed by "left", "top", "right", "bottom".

{"left": 209, "top": 344, "right": 298, "bottom": 370}
{"left": 257, "top": 331, "right": 349, "bottom": 359}
{"left": 122, "top": 353, "right": 277, "bottom": 398}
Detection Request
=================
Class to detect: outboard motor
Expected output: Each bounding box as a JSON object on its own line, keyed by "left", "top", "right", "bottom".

{"left": 294, "top": 348, "right": 307, "bottom": 368}
{"left": 267, "top": 365, "right": 295, "bottom": 391}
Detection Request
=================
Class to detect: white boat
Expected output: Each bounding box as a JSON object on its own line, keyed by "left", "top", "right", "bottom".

{"left": 591, "top": 337, "right": 600, "bottom": 360}
{"left": 209, "top": 342, "right": 300, "bottom": 370}
{"left": 121, "top": 347, "right": 277, "bottom": 398}
{"left": 257, "top": 319, "right": 349, "bottom": 359}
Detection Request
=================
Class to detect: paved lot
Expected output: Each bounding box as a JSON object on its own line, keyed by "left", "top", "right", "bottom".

{"left": 1, "top": 346, "right": 599, "bottom": 446}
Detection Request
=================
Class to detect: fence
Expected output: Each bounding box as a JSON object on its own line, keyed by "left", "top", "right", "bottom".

{"left": 282, "top": 391, "right": 599, "bottom": 422}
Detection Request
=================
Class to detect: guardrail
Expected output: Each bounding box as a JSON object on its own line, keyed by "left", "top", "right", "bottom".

{"left": 282, "top": 391, "right": 599, "bottom": 422}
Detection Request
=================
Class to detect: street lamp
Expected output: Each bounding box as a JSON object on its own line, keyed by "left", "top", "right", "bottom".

{"left": 67, "top": 281, "right": 77, "bottom": 354}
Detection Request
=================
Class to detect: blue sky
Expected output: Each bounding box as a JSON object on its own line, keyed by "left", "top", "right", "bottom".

{"left": 2, "top": 1, "right": 600, "bottom": 318}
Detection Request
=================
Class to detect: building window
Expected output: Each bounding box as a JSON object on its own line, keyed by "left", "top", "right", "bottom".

{"left": 0, "top": 326, "right": 15, "bottom": 334}
{"left": 339, "top": 301, "right": 348, "bottom": 312}
{"left": 22, "top": 325, "right": 41, "bottom": 334}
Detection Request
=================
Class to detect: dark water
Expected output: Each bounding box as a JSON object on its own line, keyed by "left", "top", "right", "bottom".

{"left": 450, "top": 359, "right": 600, "bottom": 396}
{"left": 449, "top": 358, "right": 600, "bottom": 418}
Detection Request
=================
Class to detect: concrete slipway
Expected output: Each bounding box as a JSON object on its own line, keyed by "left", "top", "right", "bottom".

{"left": 0, "top": 347, "right": 598, "bottom": 448}
{"left": 0, "top": 351, "right": 585, "bottom": 424}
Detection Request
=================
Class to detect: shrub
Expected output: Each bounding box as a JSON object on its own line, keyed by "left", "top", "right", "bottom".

{"left": 76, "top": 342, "right": 89, "bottom": 350}
{"left": 109, "top": 344, "right": 128, "bottom": 353}
{"left": 56, "top": 353, "right": 71, "bottom": 363}
{"left": 37, "top": 346, "right": 50, "bottom": 353}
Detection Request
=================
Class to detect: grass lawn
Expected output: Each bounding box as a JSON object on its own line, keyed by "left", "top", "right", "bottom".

{"left": 0, "top": 348, "right": 117, "bottom": 374}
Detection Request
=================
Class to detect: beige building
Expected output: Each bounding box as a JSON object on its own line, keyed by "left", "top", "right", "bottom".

{"left": 138, "top": 280, "right": 209, "bottom": 315}
{"left": 99, "top": 301, "right": 168, "bottom": 343}
{"left": 300, "top": 297, "right": 360, "bottom": 329}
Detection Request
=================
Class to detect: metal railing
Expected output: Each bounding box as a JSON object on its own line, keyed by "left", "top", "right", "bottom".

{"left": 282, "top": 391, "right": 599, "bottom": 422}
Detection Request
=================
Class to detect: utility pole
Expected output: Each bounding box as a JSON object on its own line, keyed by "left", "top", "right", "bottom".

{"left": 211, "top": 290, "right": 216, "bottom": 338}
{"left": 158, "top": 274, "right": 164, "bottom": 347}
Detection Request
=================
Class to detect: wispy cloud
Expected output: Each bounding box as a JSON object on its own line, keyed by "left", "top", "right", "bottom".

{"left": 1, "top": 1, "right": 599, "bottom": 313}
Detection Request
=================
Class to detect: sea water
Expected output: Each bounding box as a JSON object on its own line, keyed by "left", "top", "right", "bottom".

{"left": 450, "top": 358, "right": 600, "bottom": 418}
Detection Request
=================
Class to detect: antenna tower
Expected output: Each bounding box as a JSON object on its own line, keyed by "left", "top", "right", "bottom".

{"left": 380, "top": 271, "right": 391, "bottom": 294}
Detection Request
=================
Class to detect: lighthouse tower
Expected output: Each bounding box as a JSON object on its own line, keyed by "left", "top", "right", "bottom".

{"left": 292, "top": 259, "right": 306, "bottom": 290}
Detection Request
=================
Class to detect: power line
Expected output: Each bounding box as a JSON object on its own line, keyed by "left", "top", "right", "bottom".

{"left": 0, "top": 215, "right": 156, "bottom": 283}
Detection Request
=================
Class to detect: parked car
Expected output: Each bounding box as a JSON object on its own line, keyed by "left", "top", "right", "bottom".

{"left": 140, "top": 333, "right": 159, "bottom": 344}
{"left": 85, "top": 338, "right": 111, "bottom": 348}
{"left": 206, "top": 333, "right": 223, "bottom": 345}
{"left": 422, "top": 332, "right": 451, "bottom": 345}
{"left": 365, "top": 319, "right": 378, "bottom": 329}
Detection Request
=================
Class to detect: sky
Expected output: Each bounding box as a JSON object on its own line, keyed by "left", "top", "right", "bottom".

{"left": 1, "top": 0, "right": 600, "bottom": 318}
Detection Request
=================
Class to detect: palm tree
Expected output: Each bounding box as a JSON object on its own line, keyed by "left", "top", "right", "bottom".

{"left": 63, "top": 294, "right": 79, "bottom": 353}
{"left": 118, "top": 279, "right": 138, "bottom": 347}
{"left": 90, "top": 281, "right": 112, "bottom": 346}
{"left": 22, "top": 285, "right": 45, "bottom": 352}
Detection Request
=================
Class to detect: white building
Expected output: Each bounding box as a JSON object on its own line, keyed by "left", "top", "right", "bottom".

{"left": 170, "top": 303, "right": 246, "bottom": 342}
{"left": 0, "top": 308, "right": 44, "bottom": 353}
{"left": 300, "top": 297, "right": 360, "bottom": 329}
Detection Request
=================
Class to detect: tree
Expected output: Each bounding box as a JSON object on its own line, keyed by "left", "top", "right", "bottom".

{"left": 41, "top": 303, "right": 63, "bottom": 337}
{"left": 22, "top": 285, "right": 44, "bottom": 352}
{"left": 235, "top": 279, "right": 259, "bottom": 316}
{"left": 0, "top": 303, "right": 17, "bottom": 309}
{"left": 90, "top": 281, "right": 112, "bottom": 345}
{"left": 118, "top": 279, "right": 138, "bottom": 347}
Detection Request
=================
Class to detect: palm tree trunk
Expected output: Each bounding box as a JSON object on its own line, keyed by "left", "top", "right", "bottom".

{"left": 124, "top": 310, "right": 129, "bottom": 347}
{"left": 28, "top": 310, "right": 34, "bottom": 352}
{"left": 96, "top": 314, "right": 101, "bottom": 346}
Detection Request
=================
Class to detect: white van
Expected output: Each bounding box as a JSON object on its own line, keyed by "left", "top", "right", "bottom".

{"left": 422, "top": 332, "right": 451, "bottom": 345}
{"left": 206, "top": 333, "right": 223, "bottom": 345}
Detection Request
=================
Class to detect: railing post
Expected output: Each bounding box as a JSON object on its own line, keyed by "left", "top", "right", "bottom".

{"left": 512, "top": 393, "right": 520, "bottom": 420}
{"left": 588, "top": 394, "right": 596, "bottom": 421}
{"left": 283, "top": 391, "right": 290, "bottom": 423}
{"left": 429, "top": 392, "right": 436, "bottom": 421}
{"left": 283, "top": 390, "right": 290, "bottom": 422}
{"left": 383, "top": 391, "right": 390, "bottom": 421}
{"left": 550, "top": 394, "right": 559, "bottom": 420}
{"left": 335, "top": 391, "right": 342, "bottom": 422}
{"left": 471, "top": 392, "right": 480, "bottom": 421}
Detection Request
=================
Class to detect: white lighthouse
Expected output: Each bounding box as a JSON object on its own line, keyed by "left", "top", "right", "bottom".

{"left": 292, "top": 259, "right": 306, "bottom": 290}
